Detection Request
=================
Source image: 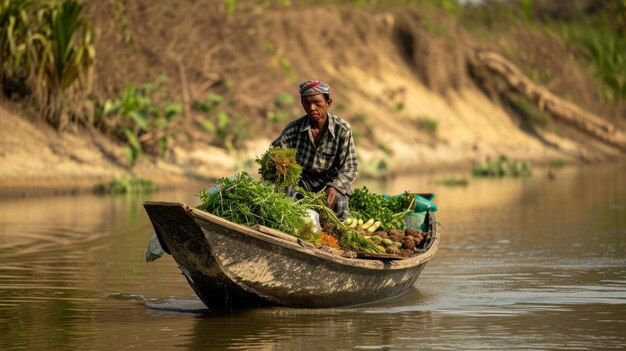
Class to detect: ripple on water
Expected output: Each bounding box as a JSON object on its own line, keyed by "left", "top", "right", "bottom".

{"left": 0, "top": 221, "right": 111, "bottom": 310}
{"left": 0, "top": 222, "right": 109, "bottom": 256}
{"left": 145, "top": 298, "right": 209, "bottom": 313}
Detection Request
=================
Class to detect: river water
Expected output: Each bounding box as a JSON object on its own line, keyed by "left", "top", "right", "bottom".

{"left": 0, "top": 164, "right": 624, "bottom": 350}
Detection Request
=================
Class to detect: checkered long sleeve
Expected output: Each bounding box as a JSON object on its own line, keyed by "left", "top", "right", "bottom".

{"left": 271, "top": 113, "right": 358, "bottom": 195}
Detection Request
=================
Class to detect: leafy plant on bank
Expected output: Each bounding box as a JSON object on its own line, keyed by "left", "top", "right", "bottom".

{"left": 562, "top": 21, "right": 626, "bottom": 103}
{"left": 458, "top": 0, "right": 625, "bottom": 105}
{"left": 412, "top": 116, "right": 439, "bottom": 134}
{"left": 100, "top": 76, "right": 182, "bottom": 168}
{"left": 92, "top": 176, "right": 157, "bottom": 195}
{"left": 29, "top": 0, "right": 95, "bottom": 128}
{"left": 193, "top": 92, "right": 249, "bottom": 151}
{"left": 0, "top": 0, "right": 32, "bottom": 93}
{"left": 266, "top": 92, "right": 299, "bottom": 123}
{"left": 224, "top": 0, "right": 235, "bottom": 18}
{"left": 472, "top": 155, "right": 533, "bottom": 178}
{"left": 0, "top": 0, "right": 95, "bottom": 129}
{"left": 437, "top": 176, "right": 469, "bottom": 186}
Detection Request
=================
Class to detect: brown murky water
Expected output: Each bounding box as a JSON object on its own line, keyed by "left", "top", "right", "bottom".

{"left": 0, "top": 164, "right": 625, "bottom": 350}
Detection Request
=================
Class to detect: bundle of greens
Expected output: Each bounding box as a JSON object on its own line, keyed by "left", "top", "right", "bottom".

{"left": 197, "top": 174, "right": 386, "bottom": 254}
{"left": 349, "top": 186, "right": 410, "bottom": 231}
{"left": 256, "top": 147, "right": 302, "bottom": 189}
{"left": 385, "top": 191, "right": 416, "bottom": 213}
{"left": 197, "top": 172, "right": 311, "bottom": 238}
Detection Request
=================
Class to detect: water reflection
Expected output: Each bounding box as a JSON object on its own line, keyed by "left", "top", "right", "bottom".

{"left": 0, "top": 164, "right": 625, "bottom": 350}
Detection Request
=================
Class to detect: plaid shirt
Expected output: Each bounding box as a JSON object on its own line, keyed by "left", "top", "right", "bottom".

{"left": 272, "top": 113, "right": 358, "bottom": 196}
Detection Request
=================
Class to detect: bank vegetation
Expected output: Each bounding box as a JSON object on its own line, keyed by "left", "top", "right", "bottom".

{"left": 0, "top": 0, "right": 624, "bottom": 186}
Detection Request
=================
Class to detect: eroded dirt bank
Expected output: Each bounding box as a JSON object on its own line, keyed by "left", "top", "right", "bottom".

{"left": 1, "top": 3, "right": 624, "bottom": 196}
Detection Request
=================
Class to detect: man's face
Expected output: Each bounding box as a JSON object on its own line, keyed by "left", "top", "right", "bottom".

{"left": 301, "top": 94, "right": 332, "bottom": 124}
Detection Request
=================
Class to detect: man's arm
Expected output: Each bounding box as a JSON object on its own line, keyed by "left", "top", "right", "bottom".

{"left": 327, "top": 128, "right": 358, "bottom": 196}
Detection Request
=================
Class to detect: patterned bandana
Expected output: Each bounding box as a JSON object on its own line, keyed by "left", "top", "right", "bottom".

{"left": 299, "top": 80, "right": 330, "bottom": 97}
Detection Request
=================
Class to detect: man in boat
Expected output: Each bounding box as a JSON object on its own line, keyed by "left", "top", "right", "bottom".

{"left": 272, "top": 80, "right": 358, "bottom": 220}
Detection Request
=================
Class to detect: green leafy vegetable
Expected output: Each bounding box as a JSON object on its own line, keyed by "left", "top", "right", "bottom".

{"left": 349, "top": 186, "right": 409, "bottom": 231}
{"left": 197, "top": 172, "right": 310, "bottom": 238}
{"left": 385, "top": 191, "right": 416, "bottom": 213}
{"left": 256, "top": 147, "right": 302, "bottom": 189}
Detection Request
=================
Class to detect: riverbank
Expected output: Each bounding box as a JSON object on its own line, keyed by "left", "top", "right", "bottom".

{"left": 0, "top": 95, "right": 613, "bottom": 199}
{"left": 1, "top": 83, "right": 622, "bottom": 199}
{"left": 1, "top": 2, "right": 624, "bottom": 198}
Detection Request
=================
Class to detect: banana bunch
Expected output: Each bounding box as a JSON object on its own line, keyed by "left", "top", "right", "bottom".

{"left": 344, "top": 217, "right": 381, "bottom": 232}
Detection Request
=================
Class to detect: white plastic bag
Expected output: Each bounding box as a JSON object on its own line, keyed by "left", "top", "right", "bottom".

{"left": 304, "top": 209, "right": 321, "bottom": 233}
{"left": 144, "top": 233, "right": 164, "bottom": 263}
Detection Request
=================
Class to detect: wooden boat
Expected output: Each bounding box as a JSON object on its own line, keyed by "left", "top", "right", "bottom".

{"left": 144, "top": 201, "right": 439, "bottom": 309}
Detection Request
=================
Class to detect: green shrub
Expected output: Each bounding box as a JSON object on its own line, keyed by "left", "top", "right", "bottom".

{"left": 549, "top": 159, "right": 566, "bottom": 169}
{"left": 0, "top": 0, "right": 32, "bottom": 87}
{"left": 563, "top": 23, "right": 626, "bottom": 103}
{"left": 194, "top": 92, "right": 249, "bottom": 151}
{"left": 93, "top": 176, "right": 157, "bottom": 194}
{"left": 413, "top": 116, "right": 438, "bottom": 134}
{"left": 224, "top": 0, "right": 235, "bottom": 18}
{"left": 472, "top": 156, "right": 533, "bottom": 178}
{"left": 266, "top": 92, "right": 297, "bottom": 123}
{"left": 101, "top": 76, "right": 182, "bottom": 167}
{"left": 438, "top": 176, "right": 469, "bottom": 186}
{"left": 0, "top": 0, "right": 95, "bottom": 128}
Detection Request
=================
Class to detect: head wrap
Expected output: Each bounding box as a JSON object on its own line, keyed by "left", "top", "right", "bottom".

{"left": 299, "top": 80, "right": 330, "bottom": 97}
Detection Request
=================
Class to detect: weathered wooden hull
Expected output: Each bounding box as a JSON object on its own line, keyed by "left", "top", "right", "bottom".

{"left": 144, "top": 202, "right": 439, "bottom": 309}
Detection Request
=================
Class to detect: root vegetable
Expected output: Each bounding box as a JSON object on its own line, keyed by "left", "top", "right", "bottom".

{"left": 402, "top": 237, "right": 416, "bottom": 250}
{"left": 386, "top": 245, "right": 401, "bottom": 255}
{"left": 355, "top": 227, "right": 367, "bottom": 236}
{"left": 374, "top": 231, "right": 388, "bottom": 239}
{"left": 413, "top": 236, "right": 423, "bottom": 246}
{"left": 388, "top": 229, "right": 404, "bottom": 242}
{"left": 405, "top": 227, "right": 422, "bottom": 237}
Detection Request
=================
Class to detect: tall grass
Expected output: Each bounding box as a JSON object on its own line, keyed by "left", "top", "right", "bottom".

{"left": 459, "top": 0, "right": 625, "bottom": 105}
{"left": 0, "top": 0, "right": 94, "bottom": 129}
{"left": 28, "top": 0, "right": 95, "bottom": 129}
{"left": 0, "top": 0, "right": 33, "bottom": 89}
{"left": 563, "top": 22, "right": 626, "bottom": 103}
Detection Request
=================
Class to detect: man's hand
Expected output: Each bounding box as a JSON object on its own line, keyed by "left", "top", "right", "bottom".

{"left": 325, "top": 186, "right": 338, "bottom": 208}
